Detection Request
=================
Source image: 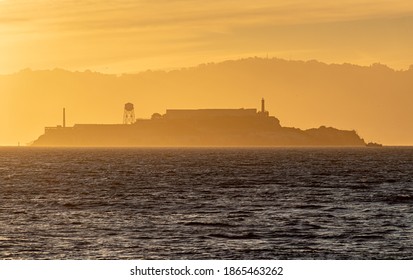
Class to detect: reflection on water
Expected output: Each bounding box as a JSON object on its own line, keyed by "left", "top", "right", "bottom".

{"left": 0, "top": 147, "right": 412, "bottom": 259}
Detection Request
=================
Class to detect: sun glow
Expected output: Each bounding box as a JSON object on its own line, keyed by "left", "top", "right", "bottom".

{"left": 1, "top": 0, "right": 413, "bottom": 146}
{"left": 1, "top": 0, "right": 413, "bottom": 74}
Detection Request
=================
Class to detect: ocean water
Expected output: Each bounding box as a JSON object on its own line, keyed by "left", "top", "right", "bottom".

{"left": 0, "top": 147, "right": 412, "bottom": 259}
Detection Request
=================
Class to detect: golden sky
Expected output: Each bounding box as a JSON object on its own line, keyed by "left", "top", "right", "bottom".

{"left": 1, "top": 0, "right": 413, "bottom": 74}
{"left": 1, "top": 0, "right": 413, "bottom": 146}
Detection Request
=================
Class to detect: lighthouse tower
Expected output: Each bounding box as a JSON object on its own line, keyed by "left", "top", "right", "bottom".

{"left": 260, "top": 98, "right": 269, "bottom": 117}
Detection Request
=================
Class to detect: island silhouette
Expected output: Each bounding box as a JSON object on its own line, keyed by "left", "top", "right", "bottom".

{"left": 32, "top": 99, "right": 366, "bottom": 147}
{"left": 2, "top": 57, "right": 413, "bottom": 146}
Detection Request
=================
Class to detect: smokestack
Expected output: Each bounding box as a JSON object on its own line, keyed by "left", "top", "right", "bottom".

{"left": 261, "top": 98, "right": 265, "bottom": 113}
{"left": 63, "top": 108, "right": 66, "bottom": 128}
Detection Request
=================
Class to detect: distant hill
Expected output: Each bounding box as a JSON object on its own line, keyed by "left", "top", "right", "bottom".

{"left": 1, "top": 57, "right": 413, "bottom": 146}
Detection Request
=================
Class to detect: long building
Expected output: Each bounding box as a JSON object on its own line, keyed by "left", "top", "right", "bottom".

{"left": 164, "top": 108, "right": 257, "bottom": 119}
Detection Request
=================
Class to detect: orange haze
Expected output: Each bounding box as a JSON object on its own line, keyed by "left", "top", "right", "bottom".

{"left": 1, "top": 58, "right": 413, "bottom": 146}
{"left": 1, "top": 0, "right": 413, "bottom": 145}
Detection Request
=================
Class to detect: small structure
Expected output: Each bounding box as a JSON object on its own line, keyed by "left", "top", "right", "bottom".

{"left": 123, "top": 103, "right": 136, "bottom": 124}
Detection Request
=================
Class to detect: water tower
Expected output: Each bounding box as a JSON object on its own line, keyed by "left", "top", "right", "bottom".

{"left": 123, "top": 103, "right": 135, "bottom": 124}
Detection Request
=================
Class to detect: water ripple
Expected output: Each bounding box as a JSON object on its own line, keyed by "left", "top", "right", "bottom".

{"left": 0, "top": 147, "right": 412, "bottom": 259}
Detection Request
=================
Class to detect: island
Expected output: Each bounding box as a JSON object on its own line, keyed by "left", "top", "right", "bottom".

{"left": 32, "top": 99, "right": 367, "bottom": 147}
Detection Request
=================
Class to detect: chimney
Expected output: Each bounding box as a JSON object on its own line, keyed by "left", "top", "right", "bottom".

{"left": 63, "top": 108, "right": 66, "bottom": 128}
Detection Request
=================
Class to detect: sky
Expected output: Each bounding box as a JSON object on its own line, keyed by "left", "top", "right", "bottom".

{"left": 1, "top": 0, "right": 413, "bottom": 74}
{"left": 1, "top": 0, "right": 413, "bottom": 146}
